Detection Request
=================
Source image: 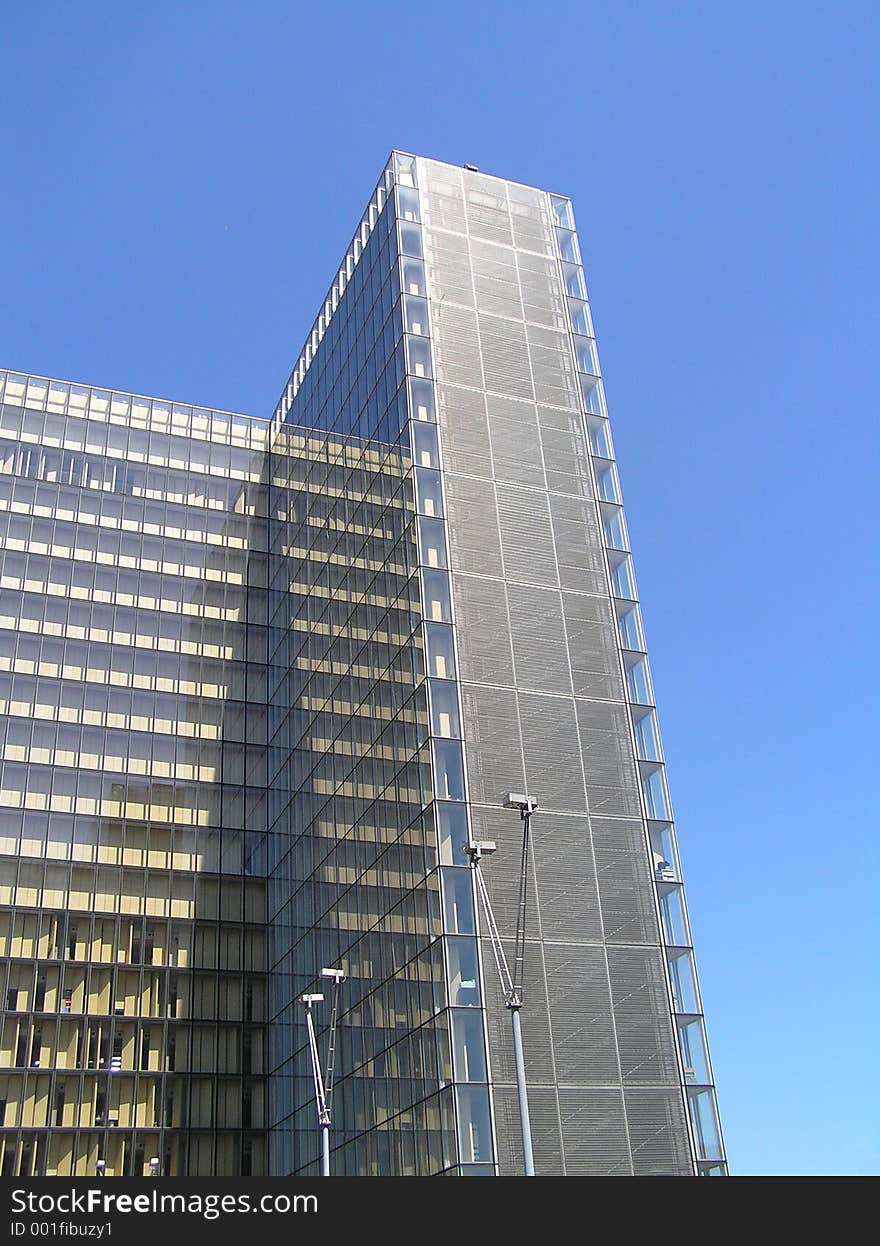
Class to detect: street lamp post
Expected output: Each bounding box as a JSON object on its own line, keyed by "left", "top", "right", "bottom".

{"left": 464, "top": 792, "right": 539, "bottom": 1177}
{"left": 301, "top": 967, "right": 345, "bottom": 1176}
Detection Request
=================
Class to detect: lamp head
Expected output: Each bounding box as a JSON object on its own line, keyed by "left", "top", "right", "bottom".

{"left": 464, "top": 841, "right": 497, "bottom": 862}
{"left": 502, "top": 793, "right": 539, "bottom": 813}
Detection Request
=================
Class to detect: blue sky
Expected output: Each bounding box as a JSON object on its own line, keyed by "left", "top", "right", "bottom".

{"left": 1, "top": 2, "right": 877, "bottom": 1176}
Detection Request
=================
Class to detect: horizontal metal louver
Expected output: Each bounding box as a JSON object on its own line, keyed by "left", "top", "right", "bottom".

{"left": 543, "top": 942, "right": 619, "bottom": 1084}
{"left": 436, "top": 383, "right": 493, "bottom": 478}
{"left": 532, "top": 817, "right": 604, "bottom": 945}
{"left": 459, "top": 684, "right": 524, "bottom": 806}
{"left": 558, "top": 1089, "right": 632, "bottom": 1175}
{"left": 507, "top": 582, "right": 572, "bottom": 694}
{"left": 549, "top": 492, "right": 608, "bottom": 595}
{"left": 539, "top": 418, "right": 593, "bottom": 498}
{"left": 430, "top": 302, "right": 484, "bottom": 390}
{"left": 575, "top": 698, "right": 644, "bottom": 819}
{"left": 478, "top": 936, "right": 555, "bottom": 1084}
{"left": 607, "top": 946, "right": 681, "bottom": 1085}
{"left": 418, "top": 158, "right": 698, "bottom": 1174}
{"left": 591, "top": 816, "right": 661, "bottom": 945}
{"left": 488, "top": 407, "right": 546, "bottom": 489}
{"left": 518, "top": 691, "right": 588, "bottom": 814}
{"left": 425, "top": 229, "right": 474, "bottom": 306}
{"left": 493, "top": 1087, "right": 564, "bottom": 1175}
{"left": 444, "top": 473, "right": 503, "bottom": 576}
{"left": 496, "top": 485, "right": 557, "bottom": 587}
{"left": 623, "top": 1088, "right": 694, "bottom": 1175}
{"left": 465, "top": 189, "right": 514, "bottom": 246}
{"left": 478, "top": 313, "right": 533, "bottom": 400}
{"left": 451, "top": 573, "right": 515, "bottom": 684}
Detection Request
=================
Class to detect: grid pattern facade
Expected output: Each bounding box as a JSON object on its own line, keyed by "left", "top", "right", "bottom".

{"left": 267, "top": 156, "right": 495, "bottom": 1176}
{"left": 0, "top": 151, "right": 725, "bottom": 1178}
{"left": 0, "top": 374, "right": 271, "bottom": 1176}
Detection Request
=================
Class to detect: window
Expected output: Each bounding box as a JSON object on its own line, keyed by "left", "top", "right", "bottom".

{"left": 412, "top": 422, "right": 439, "bottom": 468}
{"left": 446, "top": 937, "right": 480, "bottom": 1005}
{"left": 436, "top": 802, "right": 469, "bottom": 866}
{"left": 659, "top": 885, "right": 688, "bottom": 946}
{"left": 433, "top": 740, "right": 465, "bottom": 800}
{"left": 415, "top": 468, "right": 443, "bottom": 518}
{"left": 616, "top": 603, "right": 643, "bottom": 651}
{"left": 429, "top": 680, "right": 460, "bottom": 738}
{"left": 418, "top": 517, "right": 447, "bottom": 570}
{"left": 421, "top": 569, "right": 451, "bottom": 623}
{"left": 442, "top": 870, "right": 475, "bottom": 935}
{"left": 625, "top": 654, "right": 652, "bottom": 703}
{"left": 667, "top": 949, "right": 700, "bottom": 1014}
{"left": 451, "top": 1009, "right": 486, "bottom": 1081}
{"left": 633, "top": 708, "right": 661, "bottom": 761}
{"left": 677, "top": 1016, "right": 711, "bottom": 1084}
{"left": 425, "top": 623, "right": 456, "bottom": 680}
{"left": 455, "top": 1087, "right": 492, "bottom": 1163}
{"left": 642, "top": 764, "right": 671, "bottom": 819}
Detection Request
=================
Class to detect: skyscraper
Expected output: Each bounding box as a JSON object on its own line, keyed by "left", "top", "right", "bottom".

{"left": 0, "top": 152, "right": 726, "bottom": 1176}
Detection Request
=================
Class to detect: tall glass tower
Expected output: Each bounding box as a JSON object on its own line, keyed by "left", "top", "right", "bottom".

{"left": 0, "top": 152, "right": 726, "bottom": 1176}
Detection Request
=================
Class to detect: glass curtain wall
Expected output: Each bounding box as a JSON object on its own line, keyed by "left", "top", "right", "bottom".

{"left": 0, "top": 372, "right": 270, "bottom": 1177}
{"left": 550, "top": 194, "right": 728, "bottom": 1175}
{"left": 266, "top": 157, "right": 492, "bottom": 1176}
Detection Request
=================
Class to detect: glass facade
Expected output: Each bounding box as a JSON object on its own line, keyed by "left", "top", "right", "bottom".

{"left": 0, "top": 375, "right": 270, "bottom": 1176}
{"left": 0, "top": 151, "right": 725, "bottom": 1178}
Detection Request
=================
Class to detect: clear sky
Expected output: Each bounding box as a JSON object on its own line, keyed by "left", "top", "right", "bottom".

{"left": 1, "top": 2, "right": 877, "bottom": 1177}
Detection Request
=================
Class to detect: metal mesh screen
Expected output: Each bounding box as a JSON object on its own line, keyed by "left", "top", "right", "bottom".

{"left": 419, "top": 156, "right": 693, "bottom": 1176}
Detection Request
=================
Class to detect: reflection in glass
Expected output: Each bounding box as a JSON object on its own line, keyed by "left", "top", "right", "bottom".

{"left": 677, "top": 1016, "right": 711, "bottom": 1084}
{"left": 404, "top": 294, "right": 428, "bottom": 335}
{"left": 667, "top": 949, "right": 700, "bottom": 1014}
{"left": 433, "top": 739, "right": 465, "bottom": 800}
{"left": 581, "top": 375, "right": 604, "bottom": 416}
{"left": 399, "top": 225, "right": 424, "bottom": 260}
{"left": 397, "top": 186, "right": 420, "bottom": 223}
{"left": 550, "top": 196, "right": 574, "bottom": 229}
{"left": 611, "top": 554, "right": 637, "bottom": 600}
{"left": 424, "top": 623, "right": 456, "bottom": 680}
{"left": 451, "top": 1009, "right": 487, "bottom": 1081}
{"left": 421, "top": 569, "right": 451, "bottom": 623}
{"left": 588, "top": 416, "right": 612, "bottom": 459}
{"left": 436, "top": 802, "right": 469, "bottom": 866}
{"left": 601, "top": 506, "right": 627, "bottom": 551}
{"left": 442, "top": 870, "right": 475, "bottom": 935}
{"left": 626, "top": 655, "right": 651, "bottom": 703}
{"left": 446, "top": 937, "right": 480, "bottom": 1005}
{"left": 402, "top": 258, "right": 427, "bottom": 297}
{"left": 418, "top": 517, "right": 447, "bottom": 569}
{"left": 455, "top": 1086, "right": 492, "bottom": 1163}
{"left": 568, "top": 297, "right": 591, "bottom": 337}
{"left": 412, "top": 421, "right": 439, "bottom": 469}
{"left": 556, "top": 228, "right": 580, "bottom": 264}
{"left": 688, "top": 1088, "right": 723, "bottom": 1160}
{"left": 573, "top": 334, "right": 599, "bottom": 376}
{"left": 562, "top": 262, "right": 586, "bottom": 300}
{"left": 409, "top": 377, "right": 436, "bottom": 421}
{"left": 660, "top": 885, "right": 688, "bottom": 946}
{"left": 642, "top": 766, "right": 670, "bottom": 820}
{"left": 406, "top": 335, "right": 433, "bottom": 379}
{"left": 415, "top": 467, "right": 443, "bottom": 517}
{"left": 649, "top": 822, "right": 679, "bottom": 880}
{"left": 429, "top": 679, "right": 460, "bottom": 739}
{"left": 617, "top": 603, "right": 643, "bottom": 651}
{"left": 633, "top": 708, "right": 661, "bottom": 761}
